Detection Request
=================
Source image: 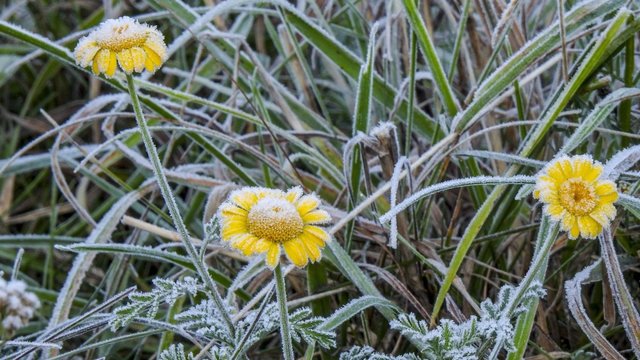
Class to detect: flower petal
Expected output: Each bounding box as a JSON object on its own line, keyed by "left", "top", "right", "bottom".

{"left": 302, "top": 209, "right": 331, "bottom": 224}
{"left": 117, "top": 49, "right": 135, "bottom": 73}
{"left": 231, "top": 190, "right": 258, "bottom": 210}
{"left": 296, "top": 195, "right": 320, "bottom": 215}
{"left": 577, "top": 216, "right": 601, "bottom": 239}
{"left": 283, "top": 238, "right": 308, "bottom": 267}
{"left": 303, "top": 225, "right": 330, "bottom": 244}
{"left": 265, "top": 244, "right": 281, "bottom": 269}
{"left": 130, "top": 46, "right": 146, "bottom": 72}
{"left": 285, "top": 186, "right": 303, "bottom": 203}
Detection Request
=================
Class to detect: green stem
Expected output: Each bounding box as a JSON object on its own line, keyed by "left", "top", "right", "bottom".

{"left": 125, "top": 73, "right": 234, "bottom": 336}
{"left": 274, "top": 263, "right": 295, "bottom": 360}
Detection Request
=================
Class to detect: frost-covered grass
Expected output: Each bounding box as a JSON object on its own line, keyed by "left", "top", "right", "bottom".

{"left": 1, "top": 0, "right": 640, "bottom": 359}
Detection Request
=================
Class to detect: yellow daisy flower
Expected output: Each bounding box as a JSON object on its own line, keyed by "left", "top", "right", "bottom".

{"left": 73, "top": 16, "right": 167, "bottom": 78}
{"left": 534, "top": 155, "right": 618, "bottom": 239}
{"left": 219, "top": 187, "right": 332, "bottom": 268}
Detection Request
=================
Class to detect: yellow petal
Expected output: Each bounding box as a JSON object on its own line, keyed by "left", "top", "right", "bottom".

{"left": 577, "top": 216, "right": 601, "bottom": 239}
{"left": 583, "top": 163, "right": 603, "bottom": 183}
{"left": 570, "top": 222, "right": 580, "bottom": 239}
{"left": 302, "top": 209, "right": 331, "bottom": 224}
{"left": 253, "top": 238, "right": 273, "bottom": 253}
{"left": 144, "top": 33, "right": 167, "bottom": 61}
{"left": 296, "top": 195, "right": 320, "bottom": 215}
{"left": 94, "top": 49, "right": 111, "bottom": 75}
{"left": 220, "top": 203, "right": 248, "bottom": 217}
{"left": 303, "top": 225, "right": 330, "bottom": 244}
{"left": 299, "top": 235, "right": 322, "bottom": 262}
{"left": 546, "top": 160, "right": 566, "bottom": 182}
{"left": 74, "top": 40, "right": 100, "bottom": 67}
{"left": 596, "top": 181, "right": 618, "bottom": 201}
{"left": 561, "top": 214, "right": 577, "bottom": 237}
{"left": 285, "top": 187, "right": 303, "bottom": 203}
{"left": 590, "top": 204, "right": 616, "bottom": 225}
{"left": 106, "top": 50, "right": 117, "bottom": 77}
{"left": 558, "top": 158, "right": 573, "bottom": 179}
{"left": 230, "top": 233, "right": 259, "bottom": 255}
{"left": 231, "top": 190, "right": 258, "bottom": 210}
{"left": 221, "top": 220, "right": 247, "bottom": 240}
{"left": 117, "top": 49, "right": 134, "bottom": 73}
{"left": 283, "top": 238, "right": 308, "bottom": 267}
{"left": 265, "top": 244, "right": 281, "bottom": 268}
{"left": 130, "top": 46, "right": 146, "bottom": 73}
{"left": 546, "top": 204, "right": 565, "bottom": 220}
{"left": 92, "top": 57, "right": 101, "bottom": 75}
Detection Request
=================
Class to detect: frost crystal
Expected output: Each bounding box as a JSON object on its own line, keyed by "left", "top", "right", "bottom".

{"left": 0, "top": 277, "right": 40, "bottom": 333}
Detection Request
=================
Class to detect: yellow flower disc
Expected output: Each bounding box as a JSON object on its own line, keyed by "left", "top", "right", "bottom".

{"left": 219, "top": 187, "right": 332, "bottom": 268}
{"left": 73, "top": 16, "right": 167, "bottom": 78}
{"left": 533, "top": 155, "right": 618, "bottom": 239}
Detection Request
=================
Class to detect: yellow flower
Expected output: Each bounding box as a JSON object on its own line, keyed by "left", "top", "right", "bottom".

{"left": 73, "top": 16, "right": 167, "bottom": 78}
{"left": 219, "top": 187, "right": 332, "bottom": 268}
{"left": 534, "top": 155, "right": 618, "bottom": 239}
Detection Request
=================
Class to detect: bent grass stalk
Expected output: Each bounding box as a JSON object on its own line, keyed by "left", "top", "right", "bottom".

{"left": 125, "top": 73, "right": 234, "bottom": 336}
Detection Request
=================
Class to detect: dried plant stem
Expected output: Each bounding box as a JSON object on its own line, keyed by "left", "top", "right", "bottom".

{"left": 274, "top": 263, "right": 295, "bottom": 360}
{"left": 125, "top": 73, "right": 234, "bottom": 336}
{"left": 599, "top": 228, "right": 640, "bottom": 358}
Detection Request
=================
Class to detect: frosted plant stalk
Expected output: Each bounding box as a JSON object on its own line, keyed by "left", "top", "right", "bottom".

{"left": 274, "top": 263, "right": 295, "bottom": 360}
{"left": 125, "top": 73, "right": 234, "bottom": 335}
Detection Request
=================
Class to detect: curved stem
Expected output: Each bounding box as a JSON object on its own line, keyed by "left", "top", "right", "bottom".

{"left": 274, "top": 263, "right": 295, "bottom": 360}
{"left": 125, "top": 73, "right": 234, "bottom": 336}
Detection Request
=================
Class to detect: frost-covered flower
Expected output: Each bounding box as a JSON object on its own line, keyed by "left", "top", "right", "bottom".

{"left": 74, "top": 16, "right": 167, "bottom": 78}
{"left": 219, "top": 186, "right": 331, "bottom": 268}
{"left": 534, "top": 155, "right": 618, "bottom": 239}
{"left": 0, "top": 278, "right": 40, "bottom": 332}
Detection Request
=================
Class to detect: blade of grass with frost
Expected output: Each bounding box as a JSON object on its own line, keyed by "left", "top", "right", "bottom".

{"left": 380, "top": 176, "right": 536, "bottom": 224}
{"left": 559, "top": 88, "right": 640, "bottom": 155}
{"left": 401, "top": 0, "right": 460, "bottom": 116}
{"left": 619, "top": 194, "right": 640, "bottom": 220}
{"left": 278, "top": 6, "right": 439, "bottom": 139}
{"left": 507, "top": 216, "right": 557, "bottom": 359}
{"left": 599, "top": 229, "right": 640, "bottom": 357}
{"left": 565, "top": 260, "right": 626, "bottom": 360}
{"left": 451, "top": 0, "right": 624, "bottom": 132}
{"left": 348, "top": 23, "right": 377, "bottom": 206}
{"left": 447, "top": 0, "right": 471, "bottom": 81}
{"left": 47, "top": 181, "right": 154, "bottom": 332}
{"left": 0, "top": 21, "right": 258, "bottom": 186}
{"left": 620, "top": 37, "right": 634, "bottom": 148}
{"left": 430, "top": 8, "right": 634, "bottom": 324}
{"left": 491, "top": 0, "right": 522, "bottom": 49}
{"left": 58, "top": 242, "right": 251, "bottom": 301}
{"left": 318, "top": 296, "right": 398, "bottom": 332}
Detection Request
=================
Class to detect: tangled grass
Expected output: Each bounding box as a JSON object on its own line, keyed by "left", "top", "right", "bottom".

{"left": 1, "top": 0, "right": 640, "bottom": 358}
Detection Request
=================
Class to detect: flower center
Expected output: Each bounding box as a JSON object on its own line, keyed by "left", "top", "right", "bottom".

{"left": 247, "top": 198, "right": 303, "bottom": 243}
{"left": 95, "top": 24, "right": 148, "bottom": 51}
{"left": 559, "top": 178, "right": 598, "bottom": 216}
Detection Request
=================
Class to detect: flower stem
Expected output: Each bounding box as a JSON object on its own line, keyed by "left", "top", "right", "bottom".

{"left": 125, "top": 73, "right": 234, "bottom": 335}
{"left": 274, "top": 263, "right": 295, "bottom": 360}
